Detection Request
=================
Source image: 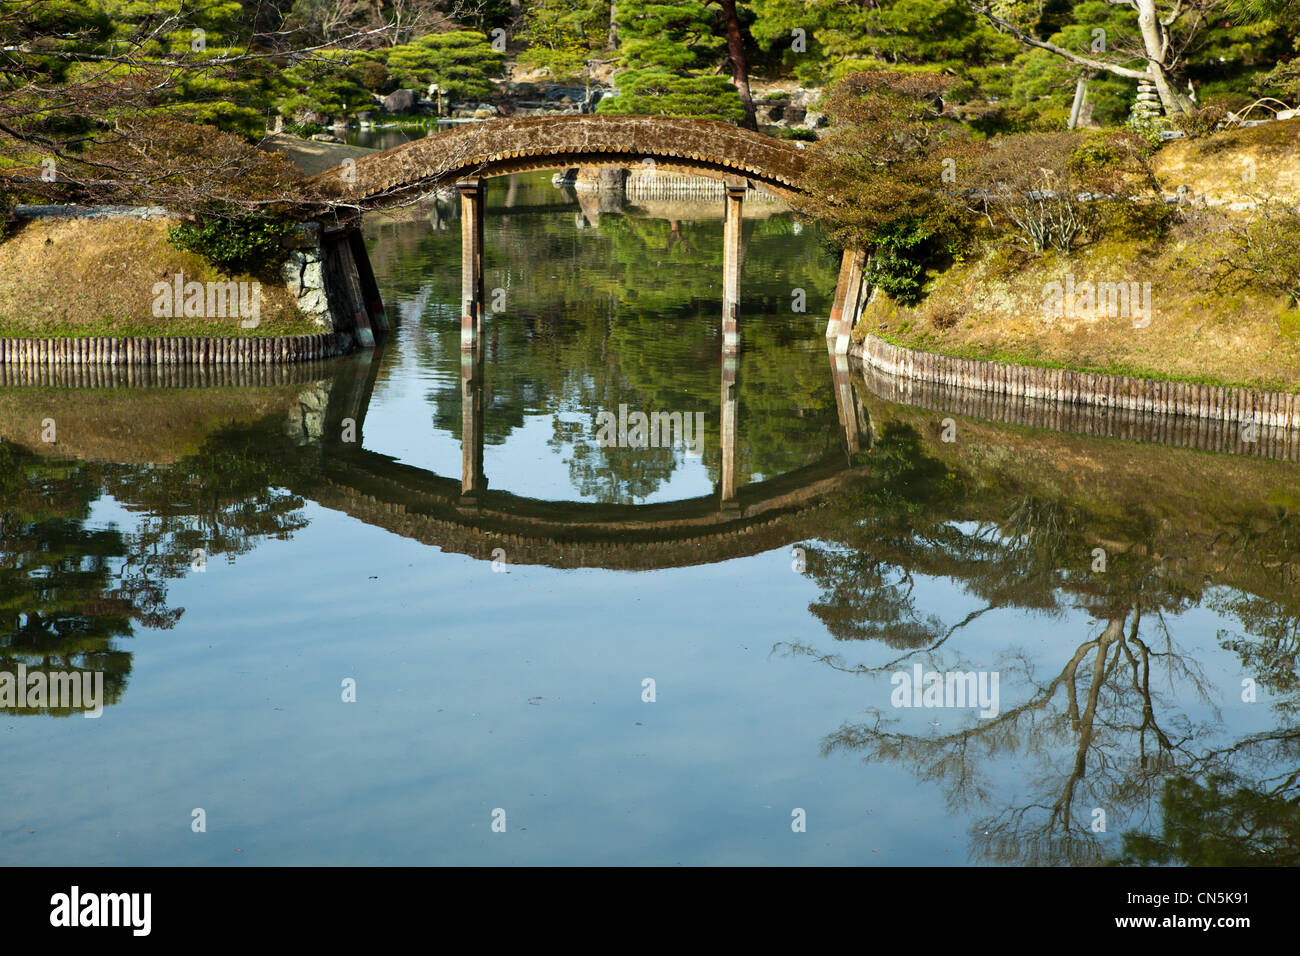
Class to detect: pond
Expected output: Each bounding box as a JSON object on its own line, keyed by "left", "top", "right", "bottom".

{"left": 2, "top": 172, "right": 1297, "bottom": 866}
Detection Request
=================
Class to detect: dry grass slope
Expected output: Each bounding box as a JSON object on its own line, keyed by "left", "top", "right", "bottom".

{"left": 0, "top": 217, "right": 321, "bottom": 336}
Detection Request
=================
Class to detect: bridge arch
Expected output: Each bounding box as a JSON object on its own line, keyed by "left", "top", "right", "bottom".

{"left": 306, "top": 114, "right": 810, "bottom": 206}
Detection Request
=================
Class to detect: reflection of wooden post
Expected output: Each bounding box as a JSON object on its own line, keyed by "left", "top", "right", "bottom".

{"left": 828, "top": 342, "right": 862, "bottom": 456}
{"left": 322, "top": 344, "right": 381, "bottom": 453}
{"left": 827, "top": 248, "right": 866, "bottom": 355}
{"left": 720, "top": 348, "right": 739, "bottom": 510}
{"left": 722, "top": 183, "right": 745, "bottom": 353}
{"left": 461, "top": 348, "right": 485, "bottom": 504}
{"left": 458, "top": 178, "right": 485, "bottom": 351}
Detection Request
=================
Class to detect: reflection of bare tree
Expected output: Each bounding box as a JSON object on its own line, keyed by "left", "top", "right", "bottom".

{"left": 776, "top": 421, "right": 1300, "bottom": 864}
{"left": 801, "top": 605, "right": 1221, "bottom": 865}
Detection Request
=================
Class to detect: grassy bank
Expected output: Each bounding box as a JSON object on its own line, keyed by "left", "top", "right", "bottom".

{"left": 1153, "top": 117, "right": 1300, "bottom": 205}
{"left": 854, "top": 222, "right": 1300, "bottom": 393}
{"left": 0, "top": 217, "right": 322, "bottom": 337}
{"left": 849, "top": 120, "right": 1300, "bottom": 393}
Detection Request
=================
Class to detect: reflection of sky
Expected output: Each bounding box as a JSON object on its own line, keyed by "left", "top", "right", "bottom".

{"left": 2, "top": 496, "right": 1286, "bottom": 865}
{"left": 4, "top": 504, "right": 961, "bottom": 865}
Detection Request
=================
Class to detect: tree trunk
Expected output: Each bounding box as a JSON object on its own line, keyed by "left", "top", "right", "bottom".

{"left": 717, "top": 0, "right": 756, "bottom": 130}
{"left": 1067, "top": 78, "right": 1087, "bottom": 129}
{"left": 963, "top": 1, "right": 1195, "bottom": 117}
{"left": 608, "top": 2, "right": 619, "bottom": 50}
{"left": 1134, "top": 0, "right": 1191, "bottom": 116}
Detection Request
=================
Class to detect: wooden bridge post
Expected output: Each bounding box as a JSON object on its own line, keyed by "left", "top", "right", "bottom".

{"left": 719, "top": 181, "right": 746, "bottom": 512}
{"left": 348, "top": 231, "right": 389, "bottom": 335}
{"left": 722, "top": 182, "right": 745, "bottom": 353}
{"left": 326, "top": 228, "right": 375, "bottom": 348}
{"left": 458, "top": 178, "right": 486, "bottom": 351}
{"left": 827, "top": 248, "right": 866, "bottom": 355}
{"left": 461, "top": 345, "right": 486, "bottom": 505}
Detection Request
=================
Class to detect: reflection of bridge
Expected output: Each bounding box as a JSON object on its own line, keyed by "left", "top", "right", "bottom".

{"left": 301, "top": 340, "right": 870, "bottom": 570}
{"left": 309, "top": 115, "right": 812, "bottom": 359}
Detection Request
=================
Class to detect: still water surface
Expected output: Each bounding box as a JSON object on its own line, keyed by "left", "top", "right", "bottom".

{"left": 2, "top": 172, "right": 1297, "bottom": 865}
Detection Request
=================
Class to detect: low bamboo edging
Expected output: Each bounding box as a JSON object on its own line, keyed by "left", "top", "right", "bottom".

{"left": 853, "top": 334, "right": 1300, "bottom": 462}
{"left": 852, "top": 334, "right": 1300, "bottom": 432}
{"left": 625, "top": 175, "right": 782, "bottom": 203}
{"left": 0, "top": 332, "right": 348, "bottom": 372}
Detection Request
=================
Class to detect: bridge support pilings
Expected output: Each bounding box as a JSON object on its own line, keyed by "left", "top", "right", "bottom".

{"left": 722, "top": 183, "right": 745, "bottom": 353}
{"left": 348, "top": 230, "right": 389, "bottom": 335}
{"left": 718, "top": 181, "right": 747, "bottom": 513}
{"left": 320, "top": 344, "right": 382, "bottom": 454}
{"left": 827, "top": 248, "right": 867, "bottom": 355}
{"left": 458, "top": 178, "right": 486, "bottom": 351}
{"left": 320, "top": 223, "right": 386, "bottom": 349}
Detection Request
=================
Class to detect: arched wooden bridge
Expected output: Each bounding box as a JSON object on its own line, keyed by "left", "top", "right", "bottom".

{"left": 308, "top": 115, "right": 817, "bottom": 359}
{"left": 306, "top": 114, "right": 810, "bottom": 206}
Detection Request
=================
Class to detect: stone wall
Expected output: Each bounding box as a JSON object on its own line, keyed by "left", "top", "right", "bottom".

{"left": 280, "top": 223, "right": 331, "bottom": 324}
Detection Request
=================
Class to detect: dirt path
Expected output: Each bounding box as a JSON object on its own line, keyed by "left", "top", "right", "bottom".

{"left": 259, "top": 133, "right": 378, "bottom": 176}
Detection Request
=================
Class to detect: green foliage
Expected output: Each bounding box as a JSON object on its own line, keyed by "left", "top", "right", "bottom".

{"left": 518, "top": 0, "right": 608, "bottom": 81}
{"left": 385, "top": 32, "right": 505, "bottom": 101}
{"left": 749, "top": 0, "right": 1018, "bottom": 93}
{"left": 1068, "top": 129, "right": 1169, "bottom": 243}
{"left": 1227, "top": 0, "right": 1300, "bottom": 20}
{"left": 1069, "top": 128, "right": 1161, "bottom": 172}
{"left": 1173, "top": 105, "right": 1229, "bottom": 138}
{"left": 279, "top": 50, "right": 375, "bottom": 120}
{"left": 615, "top": 0, "right": 722, "bottom": 71}
{"left": 599, "top": 0, "right": 744, "bottom": 122}
{"left": 1092, "top": 202, "right": 1179, "bottom": 242}
{"left": 744, "top": 0, "right": 1298, "bottom": 129}
{"left": 1255, "top": 58, "right": 1300, "bottom": 104}
{"left": 865, "top": 216, "right": 960, "bottom": 304}
{"left": 598, "top": 70, "right": 746, "bottom": 123}
{"left": 162, "top": 100, "right": 266, "bottom": 140}
{"left": 799, "top": 71, "right": 970, "bottom": 261}
{"left": 1201, "top": 196, "right": 1300, "bottom": 306}
{"left": 167, "top": 215, "right": 294, "bottom": 277}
